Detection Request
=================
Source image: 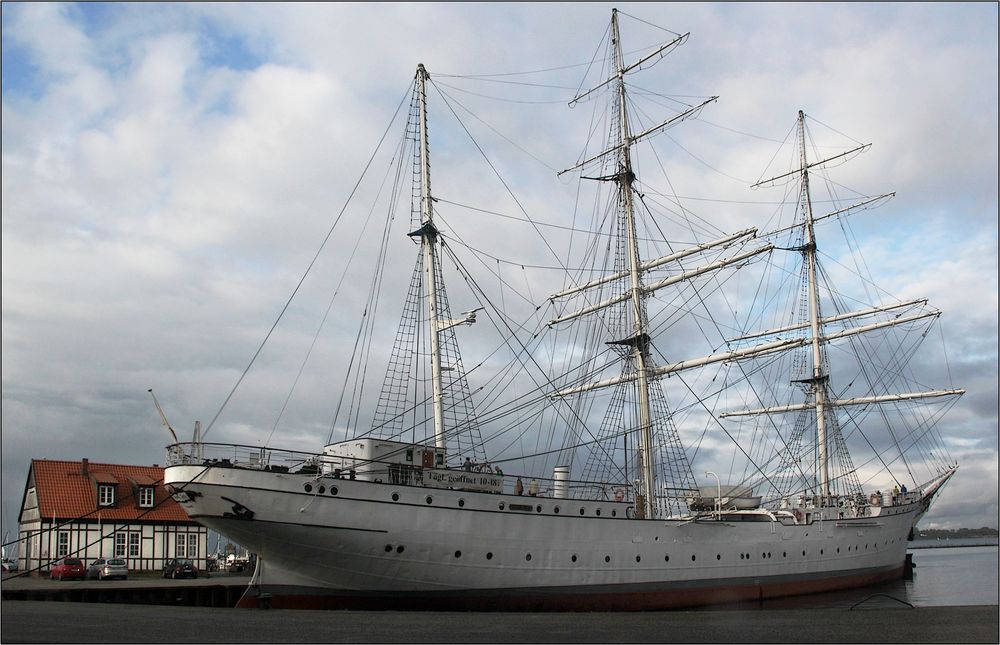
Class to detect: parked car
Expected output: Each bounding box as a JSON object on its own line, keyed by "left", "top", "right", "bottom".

{"left": 87, "top": 558, "right": 129, "bottom": 580}
{"left": 163, "top": 558, "right": 198, "bottom": 579}
{"left": 49, "top": 557, "right": 86, "bottom": 580}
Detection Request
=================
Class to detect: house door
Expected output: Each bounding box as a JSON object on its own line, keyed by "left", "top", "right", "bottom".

{"left": 24, "top": 532, "right": 32, "bottom": 571}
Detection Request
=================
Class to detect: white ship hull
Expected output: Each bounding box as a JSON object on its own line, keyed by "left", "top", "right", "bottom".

{"left": 164, "top": 463, "right": 947, "bottom": 610}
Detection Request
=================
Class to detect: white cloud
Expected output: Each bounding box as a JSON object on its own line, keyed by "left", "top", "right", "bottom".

{"left": 2, "top": 3, "right": 997, "bottom": 541}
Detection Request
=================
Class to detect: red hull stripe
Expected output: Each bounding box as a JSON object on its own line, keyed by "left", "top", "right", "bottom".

{"left": 236, "top": 564, "right": 906, "bottom": 611}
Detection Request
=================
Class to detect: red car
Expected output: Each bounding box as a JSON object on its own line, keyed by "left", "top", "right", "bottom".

{"left": 50, "top": 557, "right": 86, "bottom": 580}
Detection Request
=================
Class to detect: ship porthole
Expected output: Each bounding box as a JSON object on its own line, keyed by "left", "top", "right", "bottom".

{"left": 384, "top": 544, "right": 392, "bottom": 552}
{"left": 717, "top": 554, "right": 721, "bottom": 560}
{"left": 330, "top": 487, "right": 338, "bottom": 496}
{"left": 611, "top": 510, "right": 617, "bottom": 517}
{"left": 486, "top": 552, "right": 493, "bottom": 560}
{"left": 740, "top": 553, "right": 744, "bottom": 560}
{"left": 762, "top": 552, "right": 766, "bottom": 559}
{"left": 391, "top": 493, "right": 399, "bottom": 502}
{"left": 635, "top": 555, "right": 641, "bottom": 563}
{"left": 820, "top": 549, "right": 824, "bottom": 555}
{"left": 596, "top": 509, "right": 601, "bottom": 516}
{"left": 605, "top": 555, "right": 611, "bottom": 563}
{"left": 396, "top": 545, "right": 405, "bottom": 553}
{"left": 536, "top": 505, "right": 542, "bottom": 513}
{"left": 664, "top": 555, "right": 669, "bottom": 562}
{"left": 571, "top": 554, "right": 577, "bottom": 563}
{"left": 579, "top": 508, "right": 585, "bottom": 515}
{"left": 454, "top": 550, "right": 462, "bottom": 558}
{"left": 525, "top": 553, "right": 532, "bottom": 561}
{"left": 318, "top": 485, "right": 325, "bottom": 494}
{"left": 304, "top": 484, "right": 313, "bottom": 493}
{"left": 783, "top": 552, "right": 787, "bottom": 557}
{"left": 554, "top": 506, "right": 560, "bottom": 514}
{"left": 837, "top": 548, "right": 840, "bottom": 553}
{"left": 498, "top": 502, "right": 505, "bottom": 510}
{"left": 426, "top": 496, "right": 433, "bottom": 505}
{"left": 459, "top": 499, "right": 466, "bottom": 507}
{"left": 691, "top": 555, "right": 696, "bottom": 561}
{"left": 802, "top": 550, "right": 806, "bottom": 556}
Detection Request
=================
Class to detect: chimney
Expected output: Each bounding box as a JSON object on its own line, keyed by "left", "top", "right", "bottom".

{"left": 81, "top": 458, "right": 89, "bottom": 476}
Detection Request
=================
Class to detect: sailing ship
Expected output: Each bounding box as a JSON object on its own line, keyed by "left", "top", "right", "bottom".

{"left": 163, "top": 10, "right": 963, "bottom": 610}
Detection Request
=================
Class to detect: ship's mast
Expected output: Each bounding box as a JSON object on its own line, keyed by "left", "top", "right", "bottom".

{"left": 415, "top": 63, "right": 447, "bottom": 450}
{"left": 612, "top": 10, "right": 656, "bottom": 520}
{"left": 797, "top": 109, "right": 831, "bottom": 497}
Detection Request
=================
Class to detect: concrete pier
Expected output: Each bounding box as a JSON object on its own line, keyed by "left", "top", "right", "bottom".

{"left": 1, "top": 599, "right": 997, "bottom": 643}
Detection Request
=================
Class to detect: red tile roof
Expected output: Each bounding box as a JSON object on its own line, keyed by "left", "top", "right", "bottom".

{"left": 129, "top": 474, "right": 157, "bottom": 486}
{"left": 30, "top": 459, "right": 195, "bottom": 524}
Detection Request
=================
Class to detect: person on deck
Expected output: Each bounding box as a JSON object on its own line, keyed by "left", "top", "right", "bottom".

{"left": 528, "top": 479, "right": 539, "bottom": 497}
{"left": 515, "top": 478, "right": 524, "bottom": 495}
{"left": 464, "top": 458, "right": 473, "bottom": 472}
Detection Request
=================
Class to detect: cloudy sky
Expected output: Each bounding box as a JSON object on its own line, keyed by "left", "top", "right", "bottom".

{"left": 2, "top": 2, "right": 997, "bottom": 538}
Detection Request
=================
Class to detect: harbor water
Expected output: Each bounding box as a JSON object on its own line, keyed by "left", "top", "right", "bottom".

{"left": 902, "top": 544, "right": 999, "bottom": 606}
{"left": 717, "top": 544, "right": 999, "bottom": 610}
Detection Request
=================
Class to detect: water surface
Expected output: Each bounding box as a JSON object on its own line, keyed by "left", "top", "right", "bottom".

{"left": 701, "top": 545, "right": 998, "bottom": 610}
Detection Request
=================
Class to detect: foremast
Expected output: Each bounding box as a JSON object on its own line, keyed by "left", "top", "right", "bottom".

{"left": 725, "top": 111, "right": 966, "bottom": 502}
{"left": 796, "top": 109, "right": 832, "bottom": 497}
{"left": 611, "top": 10, "right": 657, "bottom": 521}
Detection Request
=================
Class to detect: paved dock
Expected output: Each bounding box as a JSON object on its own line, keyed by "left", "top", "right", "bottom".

{"left": 1, "top": 571, "right": 250, "bottom": 607}
{"left": 1, "top": 600, "right": 997, "bottom": 643}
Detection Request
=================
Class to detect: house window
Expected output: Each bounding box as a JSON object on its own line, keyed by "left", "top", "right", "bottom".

{"left": 129, "top": 531, "right": 140, "bottom": 557}
{"left": 138, "top": 487, "right": 154, "bottom": 508}
{"left": 115, "top": 532, "right": 127, "bottom": 557}
{"left": 57, "top": 531, "right": 69, "bottom": 557}
{"left": 99, "top": 484, "right": 115, "bottom": 506}
{"left": 176, "top": 533, "right": 187, "bottom": 558}
{"left": 186, "top": 533, "right": 198, "bottom": 559}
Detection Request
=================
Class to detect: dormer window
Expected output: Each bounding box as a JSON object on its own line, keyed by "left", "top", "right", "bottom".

{"left": 139, "top": 486, "right": 154, "bottom": 508}
{"left": 99, "top": 484, "right": 115, "bottom": 506}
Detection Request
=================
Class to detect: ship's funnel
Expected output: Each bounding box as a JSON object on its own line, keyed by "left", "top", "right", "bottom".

{"left": 553, "top": 466, "right": 570, "bottom": 499}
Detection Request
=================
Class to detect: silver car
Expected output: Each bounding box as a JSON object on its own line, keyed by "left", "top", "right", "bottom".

{"left": 87, "top": 558, "right": 129, "bottom": 580}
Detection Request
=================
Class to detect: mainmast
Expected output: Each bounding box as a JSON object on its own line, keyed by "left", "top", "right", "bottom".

{"left": 611, "top": 9, "right": 656, "bottom": 520}
{"left": 552, "top": 11, "right": 722, "bottom": 519}
{"left": 796, "top": 110, "right": 831, "bottom": 497}
{"left": 415, "top": 63, "right": 447, "bottom": 451}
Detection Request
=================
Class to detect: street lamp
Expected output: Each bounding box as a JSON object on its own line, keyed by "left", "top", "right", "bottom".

{"left": 704, "top": 471, "right": 722, "bottom": 520}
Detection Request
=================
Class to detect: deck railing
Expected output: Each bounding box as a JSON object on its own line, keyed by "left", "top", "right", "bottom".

{"left": 165, "top": 442, "right": 631, "bottom": 502}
